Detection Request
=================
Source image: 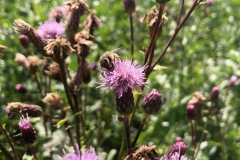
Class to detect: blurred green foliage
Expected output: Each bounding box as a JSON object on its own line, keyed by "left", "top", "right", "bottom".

{"left": 1, "top": 0, "right": 240, "bottom": 160}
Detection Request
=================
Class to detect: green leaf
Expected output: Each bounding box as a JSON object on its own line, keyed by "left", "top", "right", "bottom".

{"left": 55, "top": 119, "right": 67, "bottom": 128}
{"left": 153, "top": 65, "right": 169, "bottom": 71}
{"left": 132, "top": 90, "right": 142, "bottom": 95}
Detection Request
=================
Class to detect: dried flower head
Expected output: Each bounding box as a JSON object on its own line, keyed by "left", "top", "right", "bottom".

{"left": 18, "top": 114, "right": 37, "bottom": 144}
{"left": 21, "top": 104, "right": 43, "bottom": 117}
{"left": 99, "top": 59, "right": 146, "bottom": 98}
{"left": 45, "top": 37, "right": 74, "bottom": 62}
{"left": 37, "top": 21, "right": 65, "bottom": 39}
{"left": 44, "top": 63, "right": 62, "bottom": 81}
{"left": 43, "top": 93, "right": 63, "bottom": 110}
{"left": 123, "top": 0, "right": 136, "bottom": 14}
{"left": 15, "top": 84, "right": 27, "bottom": 94}
{"left": 83, "top": 10, "right": 101, "bottom": 35}
{"left": 74, "top": 30, "right": 94, "bottom": 57}
{"left": 65, "top": 0, "right": 90, "bottom": 35}
{"left": 141, "top": 91, "right": 163, "bottom": 114}
{"left": 14, "top": 19, "right": 48, "bottom": 56}
{"left": 0, "top": 44, "right": 7, "bottom": 56}
{"left": 18, "top": 35, "right": 30, "bottom": 48}
{"left": 27, "top": 55, "right": 42, "bottom": 74}
{"left": 57, "top": 144, "right": 101, "bottom": 160}
{"left": 140, "top": 6, "right": 162, "bottom": 39}
{"left": 209, "top": 86, "right": 219, "bottom": 101}
{"left": 116, "top": 88, "right": 134, "bottom": 115}
{"left": 124, "top": 145, "right": 159, "bottom": 160}
{"left": 15, "top": 53, "right": 29, "bottom": 69}
{"left": 49, "top": 6, "right": 69, "bottom": 22}
{"left": 6, "top": 102, "right": 22, "bottom": 119}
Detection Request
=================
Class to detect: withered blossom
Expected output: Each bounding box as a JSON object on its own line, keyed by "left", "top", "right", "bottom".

{"left": 44, "top": 63, "right": 62, "bottom": 81}
{"left": 124, "top": 145, "right": 159, "bottom": 160}
{"left": 0, "top": 44, "right": 7, "bottom": 56}
{"left": 83, "top": 10, "right": 101, "bottom": 35}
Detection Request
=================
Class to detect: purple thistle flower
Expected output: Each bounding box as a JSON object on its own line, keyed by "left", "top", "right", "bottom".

{"left": 230, "top": 75, "right": 238, "bottom": 86}
{"left": 37, "top": 21, "right": 65, "bottom": 39}
{"left": 18, "top": 114, "right": 37, "bottom": 144}
{"left": 57, "top": 145, "right": 101, "bottom": 160}
{"left": 98, "top": 59, "right": 147, "bottom": 97}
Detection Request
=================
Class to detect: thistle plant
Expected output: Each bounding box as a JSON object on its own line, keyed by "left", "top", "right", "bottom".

{"left": 0, "top": 0, "right": 237, "bottom": 160}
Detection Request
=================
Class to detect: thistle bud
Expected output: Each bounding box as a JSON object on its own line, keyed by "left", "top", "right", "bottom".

{"left": 141, "top": 91, "right": 163, "bottom": 114}
{"left": 225, "top": 75, "right": 238, "bottom": 88}
{"left": 19, "top": 35, "right": 30, "bottom": 48}
{"left": 0, "top": 44, "right": 7, "bottom": 56}
{"left": 175, "top": 137, "right": 183, "bottom": 143}
{"left": 209, "top": 86, "right": 219, "bottom": 101}
{"left": 6, "top": 102, "right": 22, "bottom": 119}
{"left": 124, "top": 145, "right": 159, "bottom": 160}
{"left": 156, "top": 0, "right": 170, "bottom": 4}
{"left": 27, "top": 55, "right": 41, "bottom": 74}
{"left": 166, "top": 141, "right": 187, "bottom": 158}
{"left": 186, "top": 104, "right": 197, "bottom": 120}
{"left": 15, "top": 84, "right": 27, "bottom": 94}
{"left": 188, "top": 92, "right": 206, "bottom": 119}
{"left": 44, "top": 63, "right": 62, "bottom": 81}
{"left": 116, "top": 88, "right": 134, "bottom": 115}
{"left": 123, "top": 0, "right": 136, "bottom": 14}
{"left": 44, "top": 37, "right": 74, "bottom": 63}
{"left": 21, "top": 104, "right": 43, "bottom": 117}
{"left": 43, "top": 93, "right": 63, "bottom": 110}
{"left": 18, "top": 115, "right": 37, "bottom": 144}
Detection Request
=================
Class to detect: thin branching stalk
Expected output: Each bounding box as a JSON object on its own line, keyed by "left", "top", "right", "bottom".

{"left": 215, "top": 114, "right": 225, "bottom": 160}
{"left": 129, "top": 14, "right": 134, "bottom": 62}
{"left": 0, "top": 142, "right": 15, "bottom": 160}
{"left": 151, "top": 0, "right": 200, "bottom": 71}
{"left": 34, "top": 73, "right": 44, "bottom": 98}
{"left": 190, "top": 120, "right": 196, "bottom": 160}
{"left": 194, "top": 103, "right": 213, "bottom": 159}
{"left": 131, "top": 114, "right": 148, "bottom": 148}
{"left": 42, "top": 112, "right": 62, "bottom": 119}
{"left": 0, "top": 120, "right": 20, "bottom": 160}
{"left": 30, "top": 144, "right": 37, "bottom": 160}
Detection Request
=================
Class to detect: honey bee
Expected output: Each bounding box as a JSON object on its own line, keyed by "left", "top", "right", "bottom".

{"left": 99, "top": 48, "right": 122, "bottom": 70}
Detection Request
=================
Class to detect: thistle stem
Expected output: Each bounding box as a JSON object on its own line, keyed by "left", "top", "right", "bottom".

{"left": 131, "top": 114, "right": 148, "bottom": 148}
{"left": 0, "top": 120, "right": 20, "bottom": 160}
{"left": 0, "top": 142, "right": 15, "bottom": 160}
{"left": 177, "top": 0, "right": 185, "bottom": 26}
{"left": 194, "top": 103, "right": 213, "bottom": 159}
{"left": 190, "top": 120, "right": 196, "bottom": 160}
{"left": 151, "top": 0, "right": 199, "bottom": 71}
{"left": 42, "top": 112, "right": 62, "bottom": 119}
{"left": 34, "top": 73, "right": 44, "bottom": 98}
{"left": 129, "top": 13, "right": 134, "bottom": 62}
{"left": 124, "top": 115, "right": 131, "bottom": 154}
{"left": 30, "top": 144, "right": 37, "bottom": 160}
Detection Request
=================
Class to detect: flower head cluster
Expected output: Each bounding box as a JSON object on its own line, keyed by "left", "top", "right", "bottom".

{"left": 37, "top": 21, "right": 65, "bottom": 39}
{"left": 99, "top": 59, "right": 146, "bottom": 97}
{"left": 58, "top": 145, "right": 101, "bottom": 160}
{"left": 18, "top": 114, "right": 37, "bottom": 144}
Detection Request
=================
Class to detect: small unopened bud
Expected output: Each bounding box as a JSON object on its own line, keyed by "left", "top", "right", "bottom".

{"left": 0, "top": 44, "right": 7, "bottom": 56}
{"left": 6, "top": 102, "right": 22, "bottom": 119}
{"left": 27, "top": 56, "right": 41, "bottom": 74}
{"left": 44, "top": 63, "right": 62, "bottom": 81}
{"left": 175, "top": 137, "right": 183, "bottom": 143}
{"left": 156, "top": 0, "right": 170, "bottom": 4}
{"left": 44, "top": 37, "right": 74, "bottom": 62}
{"left": 15, "top": 84, "right": 27, "bottom": 94}
{"left": 19, "top": 35, "right": 30, "bottom": 48}
{"left": 188, "top": 92, "right": 206, "bottom": 119}
{"left": 141, "top": 91, "right": 163, "bottom": 114}
{"left": 21, "top": 104, "right": 43, "bottom": 117}
{"left": 186, "top": 104, "right": 197, "bottom": 120}
{"left": 18, "top": 115, "right": 37, "bottom": 144}
{"left": 43, "top": 93, "right": 63, "bottom": 110}
{"left": 123, "top": 0, "right": 136, "bottom": 14}
{"left": 225, "top": 75, "right": 239, "bottom": 88}
{"left": 116, "top": 88, "right": 134, "bottom": 115}
{"left": 124, "top": 145, "right": 159, "bottom": 160}
{"left": 166, "top": 141, "right": 187, "bottom": 158}
{"left": 209, "top": 86, "right": 219, "bottom": 101}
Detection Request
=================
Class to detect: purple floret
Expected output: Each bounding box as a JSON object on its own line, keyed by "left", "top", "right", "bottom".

{"left": 37, "top": 21, "right": 65, "bottom": 39}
